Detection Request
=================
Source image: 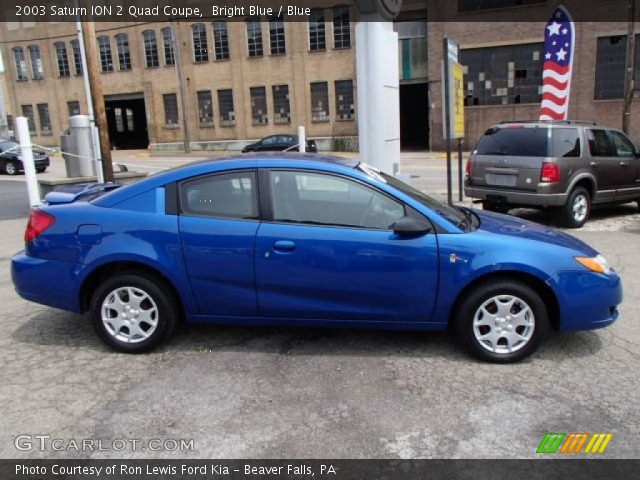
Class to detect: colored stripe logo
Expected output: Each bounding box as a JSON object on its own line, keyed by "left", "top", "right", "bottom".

{"left": 537, "top": 433, "right": 613, "bottom": 454}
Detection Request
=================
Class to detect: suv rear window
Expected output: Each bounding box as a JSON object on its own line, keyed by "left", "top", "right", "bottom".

{"left": 475, "top": 126, "right": 549, "bottom": 157}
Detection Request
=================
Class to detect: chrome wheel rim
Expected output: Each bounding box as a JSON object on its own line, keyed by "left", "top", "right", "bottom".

{"left": 101, "top": 287, "right": 159, "bottom": 344}
{"left": 572, "top": 194, "right": 588, "bottom": 222}
{"left": 5, "top": 162, "right": 16, "bottom": 175}
{"left": 472, "top": 295, "right": 535, "bottom": 355}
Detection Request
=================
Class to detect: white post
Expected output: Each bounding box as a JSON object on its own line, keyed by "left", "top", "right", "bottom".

{"left": 76, "top": 20, "right": 105, "bottom": 183}
{"left": 16, "top": 117, "right": 41, "bottom": 207}
{"left": 298, "top": 125, "right": 306, "bottom": 153}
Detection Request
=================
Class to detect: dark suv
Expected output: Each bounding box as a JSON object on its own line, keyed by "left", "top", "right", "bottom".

{"left": 464, "top": 121, "right": 640, "bottom": 227}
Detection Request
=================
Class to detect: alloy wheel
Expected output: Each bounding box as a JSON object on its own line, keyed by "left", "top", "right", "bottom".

{"left": 572, "top": 194, "right": 588, "bottom": 223}
{"left": 472, "top": 295, "right": 535, "bottom": 354}
{"left": 101, "top": 286, "right": 159, "bottom": 344}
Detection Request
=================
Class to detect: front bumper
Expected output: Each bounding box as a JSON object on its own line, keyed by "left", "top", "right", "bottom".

{"left": 464, "top": 185, "right": 567, "bottom": 207}
{"left": 548, "top": 269, "right": 623, "bottom": 332}
{"left": 11, "top": 251, "right": 83, "bottom": 313}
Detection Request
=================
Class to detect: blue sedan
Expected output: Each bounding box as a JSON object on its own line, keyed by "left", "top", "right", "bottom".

{"left": 11, "top": 154, "right": 622, "bottom": 362}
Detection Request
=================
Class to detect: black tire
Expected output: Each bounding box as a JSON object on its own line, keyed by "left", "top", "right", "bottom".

{"left": 482, "top": 201, "right": 510, "bottom": 214}
{"left": 454, "top": 280, "right": 549, "bottom": 363}
{"left": 559, "top": 186, "right": 590, "bottom": 228}
{"left": 4, "top": 160, "right": 19, "bottom": 175}
{"left": 36, "top": 167, "right": 46, "bottom": 173}
{"left": 90, "top": 272, "right": 179, "bottom": 353}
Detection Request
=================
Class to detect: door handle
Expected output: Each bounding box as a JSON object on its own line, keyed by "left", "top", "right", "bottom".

{"left": 590, "top": 161, "right": 599, "bottom": 167}
{"left": 273, "top": 240, "right": 296, "bottom": 253}
{"left": 620, "top": 161, "right": 629, "bottom": 166}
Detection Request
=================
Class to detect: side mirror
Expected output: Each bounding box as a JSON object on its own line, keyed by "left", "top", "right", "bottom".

{"left": 391, "top": 216, "right": 432, "bottom": 236}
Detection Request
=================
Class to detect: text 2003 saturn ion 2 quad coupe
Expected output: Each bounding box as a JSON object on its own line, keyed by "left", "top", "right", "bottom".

{"left": 12, "top": 154, "right": 622, "bottom": 362}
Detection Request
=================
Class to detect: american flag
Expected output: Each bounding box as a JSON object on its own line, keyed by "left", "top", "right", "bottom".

{"left": 539, "top": 5, "right": 575, "bottom": 120}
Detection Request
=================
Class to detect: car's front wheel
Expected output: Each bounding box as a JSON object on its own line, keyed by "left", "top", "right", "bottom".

{"left": 4, "top": 160, "right": 19, "bottom": 175}
{"left": 559, "top": 186, "right": 590, "bottom": 228}
{"left": 454, "top": 280, "right": 549, "bottom": 363}
{"left": 90, "top": 272, "right": 179, "bottom": 353}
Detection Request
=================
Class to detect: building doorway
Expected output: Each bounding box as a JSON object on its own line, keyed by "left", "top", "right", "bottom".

{"left": 399, "top": 82, "right": 429, "bottom": 150}
{"left": 104, "top": 93, "right": 148, "bottom": 150}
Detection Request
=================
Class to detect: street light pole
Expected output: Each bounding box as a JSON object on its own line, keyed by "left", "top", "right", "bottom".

{"left": 623, "top": 0, "right": 636, "bottom": 134}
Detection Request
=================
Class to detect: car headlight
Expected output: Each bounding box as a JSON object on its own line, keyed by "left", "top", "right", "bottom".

{"left": 575, "top": 254, "right": 611, "bottom": 274}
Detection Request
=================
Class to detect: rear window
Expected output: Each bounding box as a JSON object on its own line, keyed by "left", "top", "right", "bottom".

{"left": 475, "top": 126, "right": 549, "bottom": 157}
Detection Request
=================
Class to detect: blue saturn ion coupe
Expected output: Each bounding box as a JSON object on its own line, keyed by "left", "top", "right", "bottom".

{"left": 11, "top": 154, "right": 622, "bottom": 362}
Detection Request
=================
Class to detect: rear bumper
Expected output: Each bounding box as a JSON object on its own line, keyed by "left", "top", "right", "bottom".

{"left": 548, "top": 269, "right": 623, "bottom": 332}
{"left": 464, "top": 186, "right": 567, "bottom": 207}
{"left": 11, "top": 252, "right": 83, "bottom": 312}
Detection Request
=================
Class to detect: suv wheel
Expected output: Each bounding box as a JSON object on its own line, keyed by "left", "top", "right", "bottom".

{"left": 482, "top": 201, "right": 510, "bottom": 214}
{"left": 559, "top": 187, "right": 590, "bottom": 228}
{"left": 454, "top": 280, "right": 549, "bottom": 363}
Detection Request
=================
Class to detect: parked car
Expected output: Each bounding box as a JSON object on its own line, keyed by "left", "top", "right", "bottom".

{"left": 464, "top": 120, "right": 640, "bottom": 228}
{"left": 0, "top": 140, "right": 50, "bottom": 175}
{"left": 12, "top": 153, "right": 622, "bottom": 362}
{"left": 242, "top": 134, "right": 318, "bottom": 153}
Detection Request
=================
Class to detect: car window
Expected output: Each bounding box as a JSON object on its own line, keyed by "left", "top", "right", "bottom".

{"left": 550, "top": 128, "right": 581, "bottom": 157}
{"left": 277, "top": 135, "right": 290, "bottom": 144}
{"left": 475, "top": 126, "right": 549, "bottom": 157}
{"left": 586, "top": 129, "right": 616, "bottom": 157}
{"left": 609, "top": 131, "right": 636, "bottom": 157}
{"left": 270, "top": 170, "right": 404, "bottom": 230}
{"left": 262, "top": 136, "right": 277, "bottom": 145}
{"left": 180, "top": 171, "right": 258, "bottom": 219}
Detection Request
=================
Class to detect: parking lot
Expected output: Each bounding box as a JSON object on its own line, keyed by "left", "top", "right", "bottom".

{"left": 1, "top": 153, "right": 639, "bottom": 459}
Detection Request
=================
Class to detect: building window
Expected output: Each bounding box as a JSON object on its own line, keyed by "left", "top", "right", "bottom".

{"left": 269, "top": 16, "right": 286, "bottom": 55}
{"left": 6, "top": 115, "right": 14, "bottom": 132}
{"left": 12, "top": 47, "right": 27, "bottom": 81}
{"left": 71, "top": 39, "right": 83, "bottom": 75}
{"left": 161, "top": 27, "right": 175, "bottom": 66}
{"left": 192, "top": 23, "right": 208, "bottom": 62}
{"left": 67, "top": 101, "right": 81, "bottom": 117}
{"left": 143, "top": 30, "right": 159, "bottom": 68}
{"left": 594, "top": 34, "right": 640, "bottom": 100}
{"left": 115, "top": 33, "right": 131, "bottom": 71}
{"left": 163, "top": 93, "right": 179, "bottom": 125}
{"left": 250, "top": 86, "right": 268, "bottom": 125}
{"left": 37, "top": 103, "right": 52, "bottom": 135}
{"left": 335, "top": 80, "right": 355, "bottom": 120}
{"left": 333, "top": 7, "right": 351, "bottom": 48}
{"left": 272, "top": 85, "right": 290, "bottom": 124}
{"left": 246, "top": 19, "right": 263, "bottom": 58}
{"left": 27, "top": 45, "right": 43, "bottom": 79}
{"left": 218, "top": 89, "right": 235, "bottom": 126}
{"left": 21, "top": 105, "right": 36, "bottom": 134}
{"left": 395, "top": 23, "right": 428, "bottom": 81}
{"left": 197, "top": 90, "right": 214, "bottom": 126}
{"left": 98, "top": 36, "right": 114, "bottom": 72}
{"left": 54, "top": 42, "right": 70, "bottom": 77}
{"left": 309, "top": 10, "right": 326, "bottom": 51}
{"left": 213, "top": 21, "right": 230, "bottom": 60}
{"left": 458, "top": 0, "right": 546, "bottom": 12}
{"left": 311, "top": 82, "right": 329, "bottom": 122}
{"left": 460, "top": 42, "right": 543, "bottom": 106}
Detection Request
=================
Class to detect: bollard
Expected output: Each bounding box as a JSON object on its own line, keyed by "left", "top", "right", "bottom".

{"left": 15, "top": 117, "right": 42, "bottom": 207}
{"left": 298, "top": 126, "right": 306, "bottom": 153}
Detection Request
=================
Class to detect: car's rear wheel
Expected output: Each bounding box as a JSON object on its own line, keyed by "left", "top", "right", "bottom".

{"left": 559, "top": 186, "right": 590, "bottom": 228}
{"left": 4, "top": 160, "right": 19, "bottom": 175}
{"left": 482, "top": 201, "right": 510, "bottom": 214}
{"left": 90, "top": 273, "right": 178, "bottom": 353}
{"left": 454, "top": 280, "right": 549, "bottom": 363}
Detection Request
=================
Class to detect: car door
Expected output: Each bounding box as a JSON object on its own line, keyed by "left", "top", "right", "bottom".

{"left": 254, "top": 169, "right": 439, "bottom": 322}
{"left": 609, "top": 130, "right": 640, "bottom": 200}
{"left": 585, "top": 128, "right": 618, "bottom": 202}
{"left": 258, "top": 136, "right": 279, "bottom": 151}
{"left": 178, "top": 170, "right": 260, "bottom": 316}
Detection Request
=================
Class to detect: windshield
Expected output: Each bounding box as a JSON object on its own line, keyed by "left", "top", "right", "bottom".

{"left": 357, "top": 165, "right": 468, "bottom": 228}
{"left": 0, "top": 141, "right": 19, "bottom": 151}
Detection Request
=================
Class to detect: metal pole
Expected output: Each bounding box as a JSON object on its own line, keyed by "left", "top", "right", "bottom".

{"left": 623, "top": 0, "right": 636, "bottom": 134}
{"left": 75, "top": 19, "right": 104, "bottom": 183}
{"left": 443, "top": 38, "right": 453, "bottom": 205}
{"left": 457, "top": 138, "right": 463, "bottom": 201}
{"left": 298, "top": 125, "right": 306, "bottom": 152}
{"left": 171, "top": 21, "right": 191, "bottom": 153}
{"left": 16, "top": 117, "right": 41, "bottom": 207}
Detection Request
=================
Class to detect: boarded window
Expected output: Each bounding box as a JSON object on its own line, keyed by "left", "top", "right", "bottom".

{"left": 250, "top": 87, "right": 268, "bottom": 125}
{"left": 197, "top": 91, "right": 214, "bottom": 126}
{"left": 310, "top": 82, "right": 329, "bottom": 122}
{"left": 218, "top": 89, "right": 235, "bottom": 126}
{"left": 272, "top": 85, "right": 290, "bottom": 124}
{"left": 335, "top": 80, "right": 355, "bottom": 120}
{"left": 163, "top": 94, "right": 179, "bottom": 125}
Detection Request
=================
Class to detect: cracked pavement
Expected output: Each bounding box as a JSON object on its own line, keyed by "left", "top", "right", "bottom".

{"left": 1, "top": 208, "right": 639, "bottom": 459}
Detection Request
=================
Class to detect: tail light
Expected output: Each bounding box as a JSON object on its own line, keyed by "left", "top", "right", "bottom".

{"left": 540, "top": 162, "right": 559, "bottom": 183}
{"left": 465, "top": 158, "right": 471, "bottom": 180}
{"left": 25, "top": 209, "right": 55, "bottom": 242}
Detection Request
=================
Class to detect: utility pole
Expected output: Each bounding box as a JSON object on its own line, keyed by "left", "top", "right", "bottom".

{"left": 623, "top": 0, "right": 636, "bottom": 134}
{"left": 171, "top": 20, "right": 191, "bottom": 153}
{"left": 81, "top": 20, "right": 114, "bottom": 182}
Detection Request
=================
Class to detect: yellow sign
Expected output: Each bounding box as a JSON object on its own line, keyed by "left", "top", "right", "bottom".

{"left": 451, "top": 62, "right": 465, "bottom": 139}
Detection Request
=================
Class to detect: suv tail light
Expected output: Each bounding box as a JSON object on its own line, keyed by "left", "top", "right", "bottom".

{"left": 540, "top": 162, "right": 559, "bottom": 183}
{"left": 25, "top": 209, "right": 55, "bottom": 242}
{"left": 465, "top": 158, "right": 471, "bottom": 180}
